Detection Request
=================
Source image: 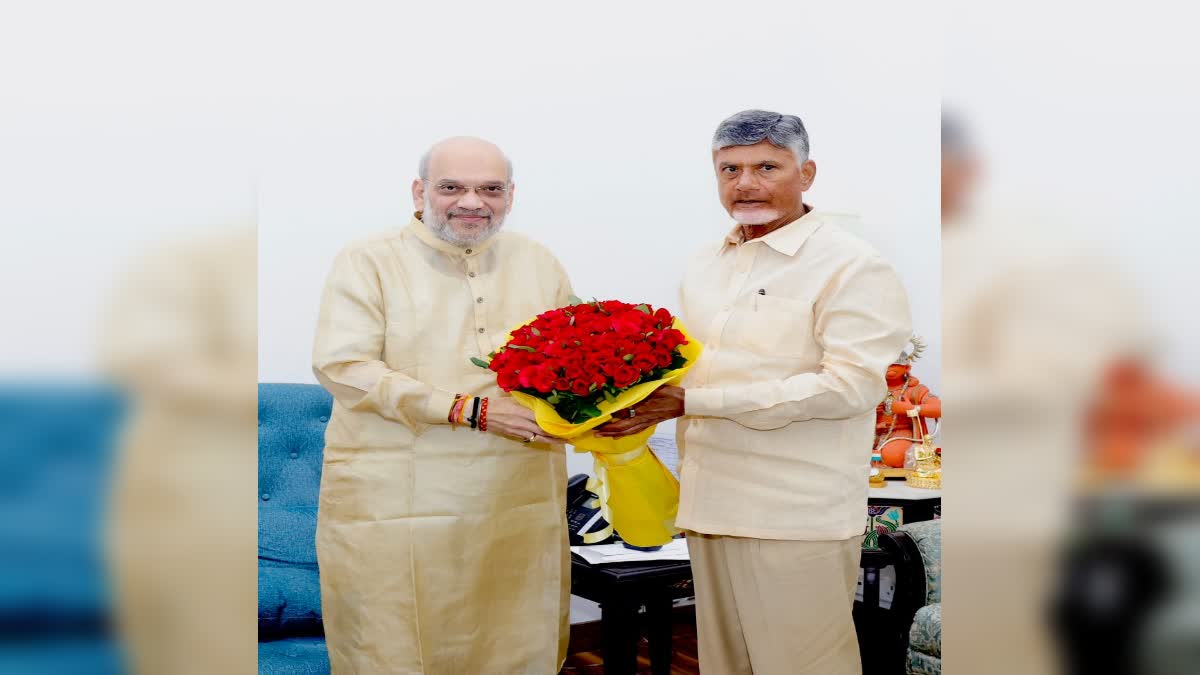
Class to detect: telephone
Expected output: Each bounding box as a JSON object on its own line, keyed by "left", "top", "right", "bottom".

{"left": 565, "top": 473, "right": 613, "bottom": 546}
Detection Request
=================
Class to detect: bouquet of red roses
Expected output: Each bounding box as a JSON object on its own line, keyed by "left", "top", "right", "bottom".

{"left": 473, "top": 298, "right": 691, "bottom": 423}
{"left": 472, "top": 297, "right": 703, "bottom": 547}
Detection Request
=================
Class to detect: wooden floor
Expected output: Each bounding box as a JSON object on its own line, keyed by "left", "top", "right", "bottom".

{"left": 560, "top": 607, "right": 700, "bottom": 675}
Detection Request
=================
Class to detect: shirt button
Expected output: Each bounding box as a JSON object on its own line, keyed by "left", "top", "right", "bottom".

{"left": 290, "top": 452, "right": 298, "bottom": 459}
{"left": 468, "top": 272, "right": 476, "bottom": 278}
{"left": 476, "top": 297, "right": 484, "bottom": 303}
{"left": 465, "top": 249, "right": 473, "bottom": 254}
{"left": 478, "top": 328, "right": 486, "bottom": 334}
{"left": 261, "top": 493, "right": 270, "bottom": 501}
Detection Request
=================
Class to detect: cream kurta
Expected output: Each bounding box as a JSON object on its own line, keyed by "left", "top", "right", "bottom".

{"left": 676, "top": 209, "right": 912, "bottom": 540}
{"left": 313, "top": 215, "right": 573, "bottom": 674}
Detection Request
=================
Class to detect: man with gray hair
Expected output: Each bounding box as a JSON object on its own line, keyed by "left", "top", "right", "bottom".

{"left": 312, "top": 136, "right": 573, "bottom": 673}
{"left": 597, "top": 110, "right": 912, "bottom": 674}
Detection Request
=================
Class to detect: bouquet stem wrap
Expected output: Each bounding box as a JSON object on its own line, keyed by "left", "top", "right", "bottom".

{"left": 510, "top": 320, "right": 702, "bottom": 547}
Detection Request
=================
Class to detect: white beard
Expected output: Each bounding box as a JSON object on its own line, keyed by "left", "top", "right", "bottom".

{"left": 423, "top": 193, "right": 506, "bottom": 247}
{"left": 731, "top": 205, "right": 782, "bottom": 225}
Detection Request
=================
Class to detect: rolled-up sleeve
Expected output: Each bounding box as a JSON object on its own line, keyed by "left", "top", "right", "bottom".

{"left": 312, "top": 247, "right": 456, "bottom": 429}
{"left": 685, "top": 254, "right": 912, "bottom": 429}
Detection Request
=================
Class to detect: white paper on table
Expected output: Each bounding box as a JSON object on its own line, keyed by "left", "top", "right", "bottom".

{"left": 570, "top": 537, "right": 690, "bottom": 565}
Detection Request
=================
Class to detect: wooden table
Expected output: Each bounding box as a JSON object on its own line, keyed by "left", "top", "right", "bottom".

{"left": 570, "top": 555, "right": 695, "bottom": 675}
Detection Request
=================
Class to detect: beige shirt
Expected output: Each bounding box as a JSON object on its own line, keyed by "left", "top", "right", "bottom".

{"left": 676, "top": 208, "right": 913, "bottom": 540}
{"left": 311, "top": 215, "right": 574, "bottom": 673}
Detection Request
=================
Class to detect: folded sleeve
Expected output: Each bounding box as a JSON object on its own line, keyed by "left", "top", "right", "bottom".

{"left": 312, "top": 246, "right": 456, "bottom": 428}
{"left": 685, "top": 254, "right": 913, "bottom": 430}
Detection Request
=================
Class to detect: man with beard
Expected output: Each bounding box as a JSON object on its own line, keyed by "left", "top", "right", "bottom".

{"left": 312, "top": 136, "right": 573, "bottom": 673}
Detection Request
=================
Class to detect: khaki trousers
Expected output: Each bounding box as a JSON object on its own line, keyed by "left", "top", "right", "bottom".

{"left": 688, "top": 533, "right": 863, "bottom": 675}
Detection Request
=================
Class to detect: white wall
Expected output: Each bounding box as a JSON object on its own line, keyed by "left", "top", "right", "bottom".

{"left": 945, "top": 1, "right": 1200, "bottom": 380}
{"left": 2, "top": 3, "right": 941, "bottom": 392}
{"left": 257, "top": 5, "right": 942, "bottom": 399}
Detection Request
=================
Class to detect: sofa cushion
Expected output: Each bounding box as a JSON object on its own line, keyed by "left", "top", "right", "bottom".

{"left": 258, "top": 384, "right": 332, "bottom": 638}
{"left": 0, "top": 386, "right": 123, "bottom": 624}
{"left": 259, "top": 565, "right": 323, "bottom": 636}
{"left": 260, "top": 506, "right": 319, "bottom": 567}
{"left": 908, "top": 602, "right": 941, "bottom": 658}
{"left": 259, "top": 636, "right": 330, "bottom": 675}
{"left": 899, "top": 520, "right": 942, "bottom": 604}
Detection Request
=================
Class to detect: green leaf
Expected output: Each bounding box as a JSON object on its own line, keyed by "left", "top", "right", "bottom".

{"left": 469, "top": 357, "right": 491, "bottom": 369}
{"left": 509, "top": 345, "right": 536, "bottom": 352}
{"left": 569, "top": 316, "right": 575, "bottom": 326}
{"left": 635, "top": 303, "right": 651, "bottom": 314}
{"left": 603, "top": 389, "right": 617, "bottom": 403}
{"left": 568, "top": 294, "right": 584, "bottom": 305}
{"left": 547, "top": 393, "right": 561, "bottom": 405}
{"left": 530, "top": 327, "right": 540, "bottom": 336}
{"left": 623, "top": 354, "right": 634, "bottom": 362}
{"left": 589, "top": 382, "right": 598, "bottom": 392}
{"left": 578, "top": 403, "right": 602, "bottom": 419}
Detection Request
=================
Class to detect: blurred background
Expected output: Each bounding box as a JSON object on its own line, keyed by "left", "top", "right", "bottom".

{"left": 943, "top": 2, "right": 1200, "bottom": 674}
{"left": 1, "top": 2, "right": 258, "bottom": 672}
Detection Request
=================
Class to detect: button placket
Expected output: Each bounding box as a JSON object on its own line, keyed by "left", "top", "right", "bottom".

{"left": 466, "top": 258, "right": 490, "bottom": 353}
{"left": 732, "top": 243, "right": 758, "bottom": 293}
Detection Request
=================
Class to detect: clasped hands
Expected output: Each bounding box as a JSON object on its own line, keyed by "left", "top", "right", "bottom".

{"left": 486, "top": 385, "right": 685, "bottom": 444}
{"left": 592, "top": 385, "right": 685, "bottom": 438}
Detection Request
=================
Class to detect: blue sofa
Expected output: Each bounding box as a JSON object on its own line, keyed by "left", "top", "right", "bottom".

{"left": 0, "top": 385, "right": 127, "bottom": 674}
{"left": 258, "top": 383, "right": 333, "bottom": 674}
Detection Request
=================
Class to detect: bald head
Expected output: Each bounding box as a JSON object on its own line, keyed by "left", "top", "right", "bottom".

{"left": 413, "top": 136, "right": 515, "bottom": 248}
{"left": 418, "top": 136, "right": 513, "bottom": 182}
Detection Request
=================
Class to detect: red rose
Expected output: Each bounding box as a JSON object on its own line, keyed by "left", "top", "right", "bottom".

{"left": 497, "top": 370, "right": 520, "bottom": 391}
{"left": 653, "top": 308, "right": 673, "bottom": 327}
{"left": 632, "top": 354, "right": 657, "bottom": 372}
{"left": 614, "top": 340, "right": 637, "bottom": 359}
{"left": 519, "top": 364, "right": 556, "bottom": 393}
{"left": 654, "top": 349, "right": 673, "bottom": 368}
{"left": 570, "top": 380, "right": 591, "bottom": 396}
{"left": 545, "top": 341, "right": 571, "bottom": 358}
{"left": 612, "top": 314, "right": 642, "bottom": 334}
{"left": 613, "top": 365, "right": 640, "bottom": 388}
{"left": 563, "top": 365, "right": 585, "bottom": 381}
{"left": 554, "top": 378, "right": 571, "bottom": 392}
{"left": 660, "top": 328, "right": 686, "bottom": 350}
{"left": 601, "top": 359, "right": 624, "bottom": 378}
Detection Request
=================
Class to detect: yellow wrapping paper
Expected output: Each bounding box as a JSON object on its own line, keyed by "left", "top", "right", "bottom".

{"left": 509, "top": 319, "right": 703, "bottom": 547}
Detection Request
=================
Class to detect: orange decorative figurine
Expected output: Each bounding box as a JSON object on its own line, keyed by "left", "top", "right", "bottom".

{"left": 874, "top": 335, "right": 942, "bottom": 471}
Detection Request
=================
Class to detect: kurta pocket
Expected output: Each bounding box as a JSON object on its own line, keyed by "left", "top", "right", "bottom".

{"left": 734, "top": 294, "right": 814, "bottom": 358}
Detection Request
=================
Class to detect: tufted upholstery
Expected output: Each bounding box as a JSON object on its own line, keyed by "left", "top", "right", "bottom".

{"left": 258, "top": 383, "right": 332, "bottom": 672}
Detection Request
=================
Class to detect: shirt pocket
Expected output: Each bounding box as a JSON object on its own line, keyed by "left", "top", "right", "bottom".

{"left": 730, "top": 294, "right": 814, "bottom": 358}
